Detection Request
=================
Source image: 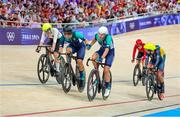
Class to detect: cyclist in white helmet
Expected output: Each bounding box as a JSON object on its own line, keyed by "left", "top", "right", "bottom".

{"left": 38, "top": 23, "right": 62, "bottom": 76}
{"left": 87, "top": 26, "right": 115, "bottom": 97}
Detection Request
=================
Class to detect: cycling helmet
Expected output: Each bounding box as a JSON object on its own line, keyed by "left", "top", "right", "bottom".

{"left": 42, "top": 23, "right": 52, "bottom": 32}
{"left": 98, "top": 26, "right": 108, "bottom": 35}
{"left": 63, "top": 25, "right": 73, "bottom": 33}
{"left": 144, "top": 43, "right": 156, "bottom": 51}
{"left": 136, "top": 39, "right": 143, "bottom": 45}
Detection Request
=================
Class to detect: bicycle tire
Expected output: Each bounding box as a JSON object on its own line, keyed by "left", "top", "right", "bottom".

{"left": 87, "top": 69, "right": 98, "bottom": 101}
{"left": 37, "top": 54, "right": 50, "bottom": 84}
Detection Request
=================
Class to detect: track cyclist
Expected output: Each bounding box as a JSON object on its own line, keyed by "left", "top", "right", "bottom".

{"left": 144, "top": 43, "right": 166, "bottom": 99}
{"left": 86, "top": 26, "right": 115, "bottom": 97}
{"left": 131, "top": 39, "right": 146, "bottom": 66}
{"left": 37, "top": 23, "right": 62, "bottom": 76}
{"left": 59, "top": 25, "right": 89, "bottom": 90}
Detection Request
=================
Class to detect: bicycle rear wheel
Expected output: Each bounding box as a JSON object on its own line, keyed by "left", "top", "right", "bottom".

{"left": 37, "top": 54, "right": 50, "bottom": 84}
{"left": 142, "top": 69, "right": 147, "bottom": 86}
{"left": 142, "top": 76, "right": 146, "bottom": 86}
{"left": 87, "top": 69, "right": 98, "bottom": 101}
{"left": 133, "top": 64, "right": 141, "bottom": 86}
{"left": 102, "top": 71, "right": 112, "bottom": 100}
{"left": 55, "top": 56, "right": 65, "bottom": 84}
{"left": 62, "top": 63, "right": 72, "bottom": 93}
{"left": 146, "top": 75, "right": 155, "bottom": 101}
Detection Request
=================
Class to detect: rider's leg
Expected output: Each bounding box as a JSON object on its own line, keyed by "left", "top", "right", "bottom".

{"left": 66, "top": 47, "right": 73, "bottom": 63}
{"left": 77, "top": 59, "right": 85, "bottom": 80}
{"left": 136, "top": 52, "right": 142, "bottom": 67}
{"left": 92, "top": 48, "right": 104, "bottom": 69}
{"left": 103, "top": 49, "right": 114, "bottom": 96}
{"left": 104, "top": 66, "right": 111, "bottom": 89}
{"left": 77, "top": 44, "right": 86, "bottom": 80}
{"left": 66, "top": 47, "right": 72, "bottom": 54}
{"left": 53, "top": 40, "right": 61, "bottom": 74}
{"left": 157, "top": 61, "right": 165, "bottom": 97}
{"left": 92, "top": 53, "right": 99, "bottom": 69}
{"left": 53, "top": 52, "right": 60, "bottom": 72}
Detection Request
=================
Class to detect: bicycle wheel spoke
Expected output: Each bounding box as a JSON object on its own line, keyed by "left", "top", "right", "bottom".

{"left": 39, "top": 68, "right": 43, "bottom": 73}
{"left": 45, "top": 70, "right": 49, "bottom": 74}
{"left": 65, "top": 78, "right": 68, "bottom": 87}
{"left": 43, "top": 72, "right": 45, "bottom": 81}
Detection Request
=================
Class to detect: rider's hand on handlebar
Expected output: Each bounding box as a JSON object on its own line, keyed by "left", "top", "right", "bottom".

{"left": 96, "top": 57, "right": 103, "bottom": 63}
{"left": 86, "top": 44, "right": 92, "bottom": 50}
{"left": 36, "top": 47, "right": 41, "bottom": 53}
{"left": 50, "top": 47, "right": 55, "bottom": 52}
{"left": 131, "top": 59, "right": 135, "bottom": 63}
{"left": 153, "top": 66, "right": 158, "bottom": 71}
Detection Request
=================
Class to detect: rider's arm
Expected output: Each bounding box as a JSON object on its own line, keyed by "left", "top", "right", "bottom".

{"left": 102, "top": 48, "right": 109, "bottom": 59}
{"left": 142, "top": 47, "right": 146, "bottom": 62}
{"left": 75, "top": 31, "right": 91, "bottom": 45}
{"left": 145, "top": 53, "right": 150, "bottom": 67}
{"left": 75, "top": 32, "right": 85, "bottom": 41}
{"left": 102, "top": 35, "right": 111, "bottom": 59}
{"left": 52, "top": 28, "right": 61, "bottom": 50}
{"left": 84, "top": 39, "right": 89, "bottom": 45}
{"left": 89, "top": 38, "right": 97, "bottom": 46}
{"left": 59, "top": 36, "right": 65, "bottom": 48}
{"left": 39, "top": 32, "right": 46, "bottom": 45}
{"left": 155, "top": 50, "right": 160, "bottom": 67}
{"left": 132, "top": 45, "right": 137, "bottom": 60}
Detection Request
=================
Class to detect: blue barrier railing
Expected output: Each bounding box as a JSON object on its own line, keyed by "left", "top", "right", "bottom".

{"left": 0, "top": 13, "right": 180, "bottom": 45}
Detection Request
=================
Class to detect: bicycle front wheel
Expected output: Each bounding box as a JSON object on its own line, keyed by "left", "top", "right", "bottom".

{"left": 146, "top": 75, "right": 155, "bottom": 101}
{"left": 133, "top": 64, "right": 141, "bottom": 86}
{"left": 87, "top": 69, "right": 98, "bottom": 101}
{"left": 62, "top": 63, "right": 72, "bottom": 93}
{"left": 55, "top": 56, "right": 66, "bottom": 84}
{"left": 37, "top": 54, "right": 50, "bottom": 84}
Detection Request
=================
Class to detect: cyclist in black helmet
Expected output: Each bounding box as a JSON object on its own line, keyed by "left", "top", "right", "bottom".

{"left": 59, "top": 25, "right": 89, "bottom": 91}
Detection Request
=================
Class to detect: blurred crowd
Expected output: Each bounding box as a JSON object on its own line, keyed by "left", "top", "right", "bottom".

{"left": 0, "top": 0, "right": 180, "bottom": 27}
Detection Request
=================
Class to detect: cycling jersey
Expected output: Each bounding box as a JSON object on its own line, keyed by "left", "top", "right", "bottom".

{"left": 94, "top": 33, "right": 115, "bottom": 67}
{"left": 60, "top": 31, "right": 86, "bottom": 60}
{"left": 132, "top": 43, "right": 146, "bottom": 61}
{"left": 59, "top": 31, "right": 85, "bottom": 47}
{"left": 145, "top": 46, "right": 166, "bottom": 71}
{"left": 94, "top": 33, "right": 114, "bottom": 50}
{"left": 40, "top": 28, "right": 62, "bottom": 44}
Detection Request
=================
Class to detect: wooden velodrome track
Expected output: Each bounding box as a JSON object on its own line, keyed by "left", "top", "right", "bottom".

{"left": 0, "top": 25, "right": 180, "bottom": 117}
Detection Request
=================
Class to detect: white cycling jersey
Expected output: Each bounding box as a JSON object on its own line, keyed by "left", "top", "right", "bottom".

{"left": 40, "top": 28, "right": 62, "bottom": 44}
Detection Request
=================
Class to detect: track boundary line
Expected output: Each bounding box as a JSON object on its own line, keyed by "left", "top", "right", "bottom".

{"left": 0, "top": 76, "right": 180, "bottom": 87}
{"left": 3, "top": 94, "right": 180, "bottom": 117}
{"left": 112, "top": 103, "right": 180, "bottom": 116}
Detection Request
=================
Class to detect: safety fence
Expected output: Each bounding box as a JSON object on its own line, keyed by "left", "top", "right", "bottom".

{"left": 0, "top": 13, "right": 180, "bottom": 45}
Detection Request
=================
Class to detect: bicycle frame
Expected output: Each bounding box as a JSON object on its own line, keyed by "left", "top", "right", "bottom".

{"left": 61, "top": 53, "right": 79, "bottom": 78}
{"left": 86, "top": 58, "right": 106, "bottom": 88}
{"left": 147, "top": 68, "right": 160, "bottom": 93}
{"left": 36, "top": 46, "right": 56, "bottom": 71}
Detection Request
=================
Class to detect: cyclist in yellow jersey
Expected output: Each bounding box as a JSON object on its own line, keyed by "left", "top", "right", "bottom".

{"left": 144, "top": 43, "right": 166, "bottom": 99}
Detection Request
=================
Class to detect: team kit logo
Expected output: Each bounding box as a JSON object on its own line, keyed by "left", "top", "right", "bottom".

{"left": 6, "top": 32, "right": 15, "bottom": 42}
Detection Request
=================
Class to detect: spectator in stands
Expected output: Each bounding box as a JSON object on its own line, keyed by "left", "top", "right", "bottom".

{"left": 0, "top": 0, "right": 178, "bottom": 27}
{"left": 175, "top": 1, "right": 180, "bottom": 12}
